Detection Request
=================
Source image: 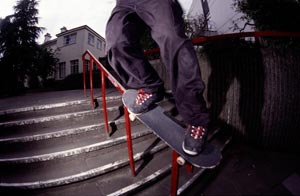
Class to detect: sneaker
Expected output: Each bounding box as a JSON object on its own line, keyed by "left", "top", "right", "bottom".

{"left": 182, "top": 125, "right": 207, "bottom": 156}
{"left": 130, "top": 89, "right": 164, "bottom": 114}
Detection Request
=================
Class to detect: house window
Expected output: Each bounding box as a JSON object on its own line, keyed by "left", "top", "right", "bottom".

{"left": 70, "top": 59, "right": 79, "bottom": 74}
{"left": 85, "top": 60, "right": 97, "bottom": 72}
{"left": 63, "top": 33, "right": 76, "bottom": 45}
{"left": 58, "top": 62, "right": 66, "bottom": 79}
{"left": 88, "top": 33, "right": 95, "bottom": 46}
{"left": 97, "top": 39, "right": 102, "bottom": 49}
{"left": 85, "top": 60, "right": 90, "bottom": 72}
{"left": 93, "top": 62, "right": 97, "bottom": 71}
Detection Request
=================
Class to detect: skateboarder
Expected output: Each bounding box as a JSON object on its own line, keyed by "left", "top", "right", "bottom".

{"left": 105, "top": 0, "right": 209, "bottom": 156}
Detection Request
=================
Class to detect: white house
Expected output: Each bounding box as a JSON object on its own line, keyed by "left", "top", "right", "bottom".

{"left": 42, "top": 25, "right": 106, "bottom": 80}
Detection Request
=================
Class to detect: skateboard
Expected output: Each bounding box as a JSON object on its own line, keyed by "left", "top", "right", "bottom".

{"left": 122, "top": 89, "right": 222, "bottom": 168}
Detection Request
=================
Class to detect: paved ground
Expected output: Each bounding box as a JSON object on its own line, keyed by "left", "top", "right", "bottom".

{"left": 195, "top": 142, "right": 300, "bottom": 195}
{"left": 1, "top": 89, "right": 300, "bottom": 195}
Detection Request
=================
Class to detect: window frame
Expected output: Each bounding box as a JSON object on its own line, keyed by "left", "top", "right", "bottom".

{"left": 70, "top": 59, "right": 79, "bottom": 75}
{"left": 63, "top": 33, "right": 77, "bottom": 46}
{"left": 88, "top": 33, "right": 95, "bottom": 46}
{"left": 58, "top": 62, "right": 66, "bottom": 79}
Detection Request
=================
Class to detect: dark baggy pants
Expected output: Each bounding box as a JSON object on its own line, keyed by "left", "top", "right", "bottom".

{"left": 105, "top": 0, "right": 209, "bottom": 126}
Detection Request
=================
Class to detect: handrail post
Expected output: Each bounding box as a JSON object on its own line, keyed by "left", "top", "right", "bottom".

{"left": 82, "top": 56, "right": 87, "bottom": 97}
{"left": 170, "top": 151, "right": 180, "bottom": 196}
{"left": 124, "top": 107, "right": 136, "bottom": 176}
{"left": 89, "top": 58, "right": 95, "bottom": 108}
{"left": 101, "top": 70, "right": 110, "bottom": 136}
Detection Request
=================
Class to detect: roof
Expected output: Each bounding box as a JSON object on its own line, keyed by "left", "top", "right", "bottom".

{"left": 56, "top": 25, "right": 105, "bottom": 41}
{"left": 41, "top": 38, "right": 57, "bottom": 47}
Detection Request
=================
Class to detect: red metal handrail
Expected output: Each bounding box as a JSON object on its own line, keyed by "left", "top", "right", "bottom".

{"left": 144, "top": 31, "right": 300, "bottom": 55}
{"left": 82, "top": 51, "right": 125, "bottom": 97}
{"left": 82, "top": 51, "right": 136, "bottom": 176}
{"left": 82, "top": 31, "right": 300, "bottom": 191}
{"left": 82, "top": 51, "right": 124, "bottom": 136}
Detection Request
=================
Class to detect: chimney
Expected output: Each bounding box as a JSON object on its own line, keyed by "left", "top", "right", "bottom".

{"left": 44, "top": 33, "right": 52, "bottom": 43}
{"left": 60, "top": 26, "right": 67, "bottom": 32}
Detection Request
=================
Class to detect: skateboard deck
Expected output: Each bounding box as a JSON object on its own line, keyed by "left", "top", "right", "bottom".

{"left": 122, "top": 89, "right": 222, "bottom": 168}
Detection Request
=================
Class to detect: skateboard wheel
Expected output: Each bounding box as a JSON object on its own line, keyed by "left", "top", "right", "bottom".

{"left": 177, "top": 156, "right": 185, "bottom": 165}
{"left": 129, "top": 113, "right": 136, "bottom": 121}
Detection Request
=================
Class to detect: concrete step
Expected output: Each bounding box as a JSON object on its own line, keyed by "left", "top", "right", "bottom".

{"left": 0, "top": 147, "right": 172, "bottom": 196}
{"left": 0, "top": 96, "right": 122, "bottom": 123}
{"left": 0, "top": 98, "right": 177, "bottom": 140}
{"left": 0, "top": 105, "right": 124, "bottom": 135}
{"left": 0, "top": 124, "right": 151, "bottom": 163}
{"left": 0, "top": 89, "right": 231, "bottom": 195}
{"left": 0, "top": 127, "right": 232, "bottom": 196}
{"left": 0, "top": 113, "right": 143, "bottom": 144}
{"left": 0, "top": 134, "right": 168, "bottom": 186}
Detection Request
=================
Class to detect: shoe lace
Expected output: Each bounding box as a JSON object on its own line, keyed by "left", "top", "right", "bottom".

{"left": 189, "top": 126, "right": 206, "bottom": 139}
{"left": 136, "top": 89, "right": 153, "bottom": 105}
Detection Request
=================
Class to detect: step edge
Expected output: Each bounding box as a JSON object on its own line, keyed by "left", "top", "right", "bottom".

{"left": 0, "top": 143, "right": 168, "bottom": 189}
{"left": 0, "top": 118, "right": 126, "bottom": 143}
{"left": 0, "top": 129, "right": 152, "bottom": 164}
{"left": 107, "top": 165, "right": 172, "bottom": 196}
{"left": 0, "top": 95, "right": 122, "bottom": 115}
{"left": 0, "top": 106, "right": 120, "bottom": 127}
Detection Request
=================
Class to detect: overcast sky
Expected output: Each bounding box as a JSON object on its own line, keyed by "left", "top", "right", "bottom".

{"left": 0, "top": 0, "right": 243, "bottom": 44}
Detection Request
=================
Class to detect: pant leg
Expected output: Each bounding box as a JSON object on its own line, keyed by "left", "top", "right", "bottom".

{"left": 136, "top": 0, "right": 209, "bottom": 126}
{"left": 105, "top": 3, "right": 164, "bottom": 92}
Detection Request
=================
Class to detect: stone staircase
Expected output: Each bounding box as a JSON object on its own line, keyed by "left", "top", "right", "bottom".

{"left": 0, "top": 91, "right": 230, "bottom": 195}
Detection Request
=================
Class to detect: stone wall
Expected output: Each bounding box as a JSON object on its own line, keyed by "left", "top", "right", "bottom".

{"left": 149, "top": 45, "right": 300, "bottom": 151}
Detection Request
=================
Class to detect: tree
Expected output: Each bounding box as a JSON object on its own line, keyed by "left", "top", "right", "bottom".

{"left": 0, "top": 0, "right": 56, "bottom": 95}
{"left": 233, "top": 0, "right": 300, "bottom": 31}
{"left": 137, "top": 14, "right": 210, "bottom": 61}
{"left": 184, "top": 14, "right": 211, "bottom": 39}
{"left": 139, "top": 26, "right": 159, "bottom": 60}
{"left": 140, "top": 14, "right": 209, "bottom": 53}
{"left": 0, "top": 14, "right": 21, "bottom": 94}
{"left": 32, "top": 47, "right": 58, "bottom": 87}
